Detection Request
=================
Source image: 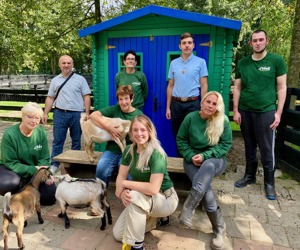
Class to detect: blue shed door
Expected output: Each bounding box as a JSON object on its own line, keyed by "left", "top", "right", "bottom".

{"left": 108, "top": 34, "right": 210, "bottom": 156}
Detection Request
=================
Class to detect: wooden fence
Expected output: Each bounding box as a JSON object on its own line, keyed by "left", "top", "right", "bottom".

{"left": 275, "top": 88, "right": 300, "bottom": 181}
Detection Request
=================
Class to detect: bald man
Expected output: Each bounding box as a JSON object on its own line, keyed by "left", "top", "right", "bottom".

{"left": 43, "top": 55, "right": 91, "bottom": 174}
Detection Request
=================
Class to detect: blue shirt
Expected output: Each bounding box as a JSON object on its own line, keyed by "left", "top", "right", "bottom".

{"left": 48, "top": 73, "right": 91, "bottom": 111}
{"left": 168, "top": 54, "right": 208, "bottom": 97}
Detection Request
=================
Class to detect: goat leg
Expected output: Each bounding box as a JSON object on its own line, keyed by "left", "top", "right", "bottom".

{"left": 37, "top": 211, "right": 44, "bottom": 224}
{"left": 100, "top": 213, "right": 106, "bottom": 230}
{"left": 3, "top": 217, "right": 9, "bottom": 250}
{"left": 16, "top": 226, "right": 25, "bottom": 249}
{"left": 63, "top": 213, "right": 70, "bottom": 229}
{"left": 107, "top": 206, "right": 112, "bottom": 225}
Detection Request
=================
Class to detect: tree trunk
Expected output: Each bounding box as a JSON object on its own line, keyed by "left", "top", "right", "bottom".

{"left": 287, "top": 0, "right": 300, "bottom": 88}
{"left": 94, "top": 0, "right": 102, "bottom": 24}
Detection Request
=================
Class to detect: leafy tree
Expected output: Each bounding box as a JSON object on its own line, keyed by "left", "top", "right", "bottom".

{"left": 287, "top": 0, "right": 300, "bottom": 88}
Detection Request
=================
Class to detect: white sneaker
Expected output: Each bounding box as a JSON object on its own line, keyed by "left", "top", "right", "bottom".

{"left": 49, "top": 165, "right": 60, "bottom": 175}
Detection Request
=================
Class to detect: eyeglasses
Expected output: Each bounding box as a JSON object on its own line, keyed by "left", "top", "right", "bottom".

{"left": 126, "top": 58, "right": 136, "bottom": 61}
{"left": 23, "top": 113, "right": 41, "bottom": 121}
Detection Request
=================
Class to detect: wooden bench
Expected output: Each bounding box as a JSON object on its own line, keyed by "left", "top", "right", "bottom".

{"left": 53, "top": 150, "right": 184, "bottom": 178}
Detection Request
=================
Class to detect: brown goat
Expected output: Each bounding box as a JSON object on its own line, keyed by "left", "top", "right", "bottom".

{"left": 2, "top": 167, "right": 52, "bottom": 250}
{"left": 80, "top": 113, "right": 131, "bottom": 162}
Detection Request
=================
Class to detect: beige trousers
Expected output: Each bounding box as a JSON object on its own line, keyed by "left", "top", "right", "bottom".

{"left": 113, "top": 187, "right": 179, "bottom": 246}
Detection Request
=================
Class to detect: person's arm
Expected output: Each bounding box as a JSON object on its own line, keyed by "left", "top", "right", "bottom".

{"left": 142, "top": 74, "right": 148, "bottom": 101}
{"left": 89, "top": 111, "right": 121, "bottom": 139}
{"left": 1, "top": 131, "right": 36, "bottom": 178}
{"left": 121, "top": 174, "right": 163, "bottom": 196}
{"left": 36, "top": 127, "right": 51, "bottom": 166}
{"left": 176, "top": 116, "right": 196, "bottom": 163}
{"left": 42, "top": 96, "right": 54, "bottom": 124}
{"left": 83, "top": 94, "right": 91, "bottom": 120}
{"left": 270, "top": 74, "right": 287, "bottom": 130}
{"left": 233, "top": 78, "right": 242, "bottom": 125}
{"left": 166, "top": 79, "right": 174, "bottom": 120}
{"left": 200, "top": 76, "right": 208, "bottom": 99}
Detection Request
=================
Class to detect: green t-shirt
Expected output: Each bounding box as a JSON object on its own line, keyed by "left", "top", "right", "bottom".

{"left": 177, "top": 111, "right": 232, "bottom": 163}
{"left": 100, "top": 105, "right": 143, "bottom": 153}
{"left": 235, "top": 53, "right": 287, "bottom": 112}
{"left": 0, "top": 123, "right": 50, "bottom": 179}
{"left": 115, "top": 70, "right": 148, "bottom": 109}
{"left": 121, "top": 146, "right": 173, "bottom": 192}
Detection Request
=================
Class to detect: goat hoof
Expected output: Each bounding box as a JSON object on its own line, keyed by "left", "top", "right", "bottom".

{"left": 39, "top": 219, "right": 44, "bottom": 224}
{"left": 65, "top": 223, "right": 70, "bottom": 229}
{"left": 100, "top": 225, "right": 105, "bottom": 230}
{"left": 24, "top": 220, "right": 28, "bottom": 227}
{"left": 58, "top": 212, "right": 63, "bottom": 218}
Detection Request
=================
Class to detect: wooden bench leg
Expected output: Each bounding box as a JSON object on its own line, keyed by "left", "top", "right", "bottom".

{"left": 60, "top": 163, "right": 71, "bottom": 175}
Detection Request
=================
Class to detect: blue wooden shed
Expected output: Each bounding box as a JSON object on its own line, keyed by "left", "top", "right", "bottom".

{"left": 79, "top": 5, "right": 242, "bottom": 156}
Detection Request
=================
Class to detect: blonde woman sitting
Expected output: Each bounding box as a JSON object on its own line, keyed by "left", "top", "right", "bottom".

{"left": 177, "top": 91, "right": 232, "bottom": 250}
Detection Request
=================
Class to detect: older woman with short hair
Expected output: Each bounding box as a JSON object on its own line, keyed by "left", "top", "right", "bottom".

{"left": 0, "top": 102, "right": 56, "bottom": 205}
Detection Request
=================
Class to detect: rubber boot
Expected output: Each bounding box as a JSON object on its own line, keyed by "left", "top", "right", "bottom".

{"left": 179, "top": 188, "right": 204, "bottom": 228}
{"left": 234, "top": 162, "right": 258, "bottom": 188}
{"left": 206, "top": 207, "right": 226, "bottom": 250}
{"left": 264, "top": 168, "right": 277, "bottom": 200}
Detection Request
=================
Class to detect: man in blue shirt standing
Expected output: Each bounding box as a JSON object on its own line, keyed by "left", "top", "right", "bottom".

{"left": 42, "top": 55, "right": 91, "bottom": 174}
{"left": 166, "top": 32, "right": 208, "bottom": 152}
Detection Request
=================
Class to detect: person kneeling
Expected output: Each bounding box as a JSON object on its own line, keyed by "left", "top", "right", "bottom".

{"left": 113, "top": 115, "right": 179, "bottom": 250}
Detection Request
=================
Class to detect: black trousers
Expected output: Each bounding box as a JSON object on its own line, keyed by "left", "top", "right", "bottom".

{"left": 0, "top": 164, "right": 56, "bottom": 206}
{"left": 170, "top": 99, "right": 200, "bottom": 156}
{"left": 239, "top": 110, "right": 276, "bottom": 171}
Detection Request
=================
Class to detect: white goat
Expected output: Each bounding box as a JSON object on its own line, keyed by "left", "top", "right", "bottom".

{"left": 2, "top": 167, "right": 52, "bottom": 250}
{"left": 80, "top": 113, "right": 131, "bottom": 163}
{"left": 55, "top": 174, "right": 112, "bottom": 230}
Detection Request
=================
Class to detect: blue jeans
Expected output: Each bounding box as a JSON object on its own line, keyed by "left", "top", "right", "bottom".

{"left": 51, "top": 109, "right": 82, "bottom": 167}
{"left": 184, "top": 158, "right": 226, "bottom": 212}
{"left": 96, "top": 151, "right": 122, "bottom": 187}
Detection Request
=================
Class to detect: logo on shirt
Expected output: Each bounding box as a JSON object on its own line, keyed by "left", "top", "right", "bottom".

{"left": 132, "top": 81, "right": 141, "bottom": 86}
{"left": 258, "top": 66, "right": 270, "bottom": 72}
{"left": 34, "top": 144, "right": 43, "bottom": 150}
{"left": 142, "top": 165, "right": 150, "bottom": 171}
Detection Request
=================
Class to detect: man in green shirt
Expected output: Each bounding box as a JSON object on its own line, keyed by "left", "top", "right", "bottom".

{"left": 233, "top": 30, "right": 287, "bottom": 200}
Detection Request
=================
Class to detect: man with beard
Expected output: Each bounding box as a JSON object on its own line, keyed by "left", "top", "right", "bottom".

{"left": 233, "top": 30, "right": 287, "bottom": 200}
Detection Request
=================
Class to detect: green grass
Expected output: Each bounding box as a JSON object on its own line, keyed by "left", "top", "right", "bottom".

{"left": 0, "top": 101, "right": 53, "bottom": 120}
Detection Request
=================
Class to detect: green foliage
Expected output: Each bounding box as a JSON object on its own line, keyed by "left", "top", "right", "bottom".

{"left": 0, "top": 0, "right": 298, "bottom": 75}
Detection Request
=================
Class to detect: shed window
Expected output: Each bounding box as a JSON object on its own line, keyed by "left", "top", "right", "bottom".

{"left": 118, "top": 52, "right": 143, "bottom": 72}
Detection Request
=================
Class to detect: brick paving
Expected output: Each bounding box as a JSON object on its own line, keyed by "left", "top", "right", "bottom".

{"left": 0, "top": 120, "right": 300, "bottom": 250}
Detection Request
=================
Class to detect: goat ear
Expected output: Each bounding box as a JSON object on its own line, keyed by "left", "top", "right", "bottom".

{"left": 124, "top": 126, "right": 130, "bottom": 133}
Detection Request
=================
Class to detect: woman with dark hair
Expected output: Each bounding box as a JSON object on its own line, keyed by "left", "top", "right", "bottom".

{"left": 115, "top": 50, "right": 148, "bottom": 110}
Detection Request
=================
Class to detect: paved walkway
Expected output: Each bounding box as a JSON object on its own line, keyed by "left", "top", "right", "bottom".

{"left": 0, "top": 121, "right": 299, "bottom": 250}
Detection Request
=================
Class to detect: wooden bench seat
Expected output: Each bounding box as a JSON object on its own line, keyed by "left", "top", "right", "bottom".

{"left": 53, "top": 150, "right": 184, "bottom": 177}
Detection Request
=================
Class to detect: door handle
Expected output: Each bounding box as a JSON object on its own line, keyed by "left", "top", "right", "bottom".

{"left": 154, "top": 97, "right": 157, "bottom": 113}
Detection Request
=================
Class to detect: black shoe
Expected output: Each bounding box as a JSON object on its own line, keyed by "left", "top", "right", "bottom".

{"left": 156, "top": 216, "right": 170, "bottom": 226}
{"left": 234, "top": 176, "right": 256, "bottom": 188}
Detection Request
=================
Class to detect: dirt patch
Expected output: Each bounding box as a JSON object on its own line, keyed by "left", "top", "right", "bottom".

{"left": 226, "top": 135, "right": 246, "bottom": 173}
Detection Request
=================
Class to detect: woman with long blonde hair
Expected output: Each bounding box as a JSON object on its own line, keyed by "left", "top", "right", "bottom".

{"left": 113, "top": 115, "right": 178, "bottom": 250}
{"left": 177, "top": 91, "right": 232, "bottom": 250}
